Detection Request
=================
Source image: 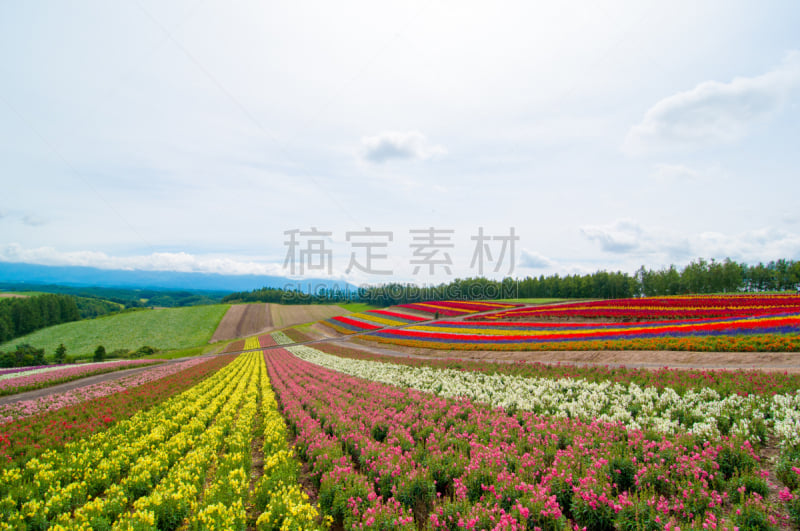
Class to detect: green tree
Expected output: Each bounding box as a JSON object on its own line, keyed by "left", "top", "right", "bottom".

{"left": 93, "top": 345, "right": 106, "bottom": 362}
{"left": 54, "top": 343, "right": 67, "bottom": 364}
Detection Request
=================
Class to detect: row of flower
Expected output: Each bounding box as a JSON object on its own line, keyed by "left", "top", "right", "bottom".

{"left": 366, "top": 313, "right": 800, "bottom": 351}
{"left": 0, "top": 359, "right": 162, "bottom": 397}
{"left": 0, "top": 350, "right": 318, "bottom": 530}
{"left": 283, "top": 342, "right": 800, "bottom": 449}
{"left": 396, "top": 300, "right": 522, "bottom": 317}
{"left": 0, "top": 357, "right": 210, "bottom": 425}
{"left": 321, "top": 309, "right": 800, "bottom": 351}
{"left": 287, "top": 331, "right": 800, "bottom": 398}
{"left": 0, "top": 354, "right": 234, "bottom": 467}
{"left": 0, "top": 361, "right": 136, "bottom": 381}
{"left": 266, "top": 341, "right": 799, "bottom": 529}
{"left": 475, "top": 294, "right": 800, "bottom": 321}
{"left": 324, "top": 309, "right": 431, "bottom": 336}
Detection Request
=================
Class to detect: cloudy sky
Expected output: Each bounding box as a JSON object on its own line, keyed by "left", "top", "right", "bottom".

{"left": 2, "top": 1, "right": 799, "bottom": 285}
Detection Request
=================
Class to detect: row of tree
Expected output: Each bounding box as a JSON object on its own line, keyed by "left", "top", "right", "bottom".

{"left": 0, "top": 294, "right": 81, "bottom": 344}
{"left": 223, "top": 258, "right": 800, "bottom": 305}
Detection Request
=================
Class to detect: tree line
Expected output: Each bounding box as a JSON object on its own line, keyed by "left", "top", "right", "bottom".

{"left": 224, "top": 257, "right": 800, "bottom": 305}
{"left": 0, "top": 294, "right": 81, "bottom": 344}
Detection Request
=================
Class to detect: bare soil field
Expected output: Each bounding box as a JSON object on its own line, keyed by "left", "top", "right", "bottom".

{"left": 0, "top": 293, "right": 28, "bottom": 298}
{"left": 210, "top": 303, "right": 273, "bottom": 342}
{"left": 270, "top": 304, "right": 349, "bottom": 329}
{"left": 211, "top": 304, "right": 349, "bottom": 342}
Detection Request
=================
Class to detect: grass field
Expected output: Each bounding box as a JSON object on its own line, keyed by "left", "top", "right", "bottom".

{"left": 0, "top": 305, "right": 229, "bottom": 359}
{"left": 336, "top": 302, "right": 385, "bottom": 313}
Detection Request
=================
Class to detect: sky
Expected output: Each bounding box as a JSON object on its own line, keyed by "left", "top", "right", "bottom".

{"left": 1, "top": 0, "right": 800, "bottom": 287}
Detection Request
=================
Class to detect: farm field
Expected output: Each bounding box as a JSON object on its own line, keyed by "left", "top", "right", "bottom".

{"left": 210, "top": 303, "right": 274, "bottom": 342}
{"left": 322, "top": 295, "right": 800, "bottom": 353}
{"left": 0, "top": 305, "right": 229, "bottom": 359}
{"left": 268, "top": 303, "right": 349, "bottom": 330}
{"left": 2, "top": 295, "right": 800, "bottom": 529}
{"left": 211, "top": 303, "right": 351, "bottom": 343}
{"left": 265, "top": 336, "right": 800, "bottom": 529}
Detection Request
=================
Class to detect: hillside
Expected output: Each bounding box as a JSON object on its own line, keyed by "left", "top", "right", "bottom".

{"left": 0, "top": 304, "right": 229, "bottom": 358}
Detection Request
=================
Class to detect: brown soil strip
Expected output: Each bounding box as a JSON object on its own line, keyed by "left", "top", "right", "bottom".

{"left": 270, "top": 304, "right": 349, "bottom": 330}
{"left": 0, "top": 293, "right": 28, "bottom": 298}
{"left": 211, "top": 304, "right": 275, "bottom": 342}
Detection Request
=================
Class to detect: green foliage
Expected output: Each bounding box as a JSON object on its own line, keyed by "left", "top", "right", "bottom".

{"left": 93, "top": 345, "right": 106, "bottom": 362}
{"left": 717, "top": 445, "right": 757, "bottom": 481}
{"left": 776, "top": 448, "right": 800, "bottom": 490}
{"left": 54, "top": 343, "right": 67, "bottom": 364}
{"left": 0, "top": 293, "right": 80, "bottom": 343}
{"left": 571, "top": 490, "right": 616, "bottom": 531}
{"left": 128, "top": 345, "right": 159, "bottom": 358}
{"left": 0, "top": 283, "right": 228, "bottom": 308}
{"left": 727, "top": 476, "right": 770, "bottom": 499}
{"left": 731, "top": 502, "right": 776, "bottom": 531}
{"left": 0, "top": 343, "right": 47, "bottom": 368}
{"left": 609, "top": 456, "right": 637, "bottom": 494}
{"left": 74, "top": 296, "right": 123, "bottom": 319}
{"left": 0, "top": 305, "right": 229, "bottom": 358}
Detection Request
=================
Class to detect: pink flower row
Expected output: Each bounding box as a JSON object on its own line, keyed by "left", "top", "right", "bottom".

{"left": 265, "top": 348, "right": 784, "bottom": 529}
{"left": 0, "top": 358, "right": 208, "bottom": 423}
{"left": 0, "top": 360, "right": 158, "bottom": 393}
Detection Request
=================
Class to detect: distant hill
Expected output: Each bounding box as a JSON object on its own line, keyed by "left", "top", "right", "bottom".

{"left": 0, "top": 262, "right": 355, "bottom": 293}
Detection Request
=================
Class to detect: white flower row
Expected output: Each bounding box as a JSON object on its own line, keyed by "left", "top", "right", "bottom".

{"left": 272, "top": 331, "right": 294, "bottom": 345}
{"left": 286, "top": 344, "right": 800, "bottom": 447}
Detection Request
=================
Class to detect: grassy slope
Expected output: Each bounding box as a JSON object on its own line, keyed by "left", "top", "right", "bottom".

{"left": 337, "top": 302, "right": 386, "bottom": 313}
{"left": 1, "top": 305, "right": 229, "bottom": 358}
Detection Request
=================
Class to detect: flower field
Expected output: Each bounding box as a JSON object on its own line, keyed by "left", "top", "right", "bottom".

{"left": 263, "top": 340, "right": 800, "bottom": 529}
{"left": 0, "top": 351, "right": 319, "bottom": 530}
{"left": 0, "top": 360, "right": 161, "bottom": 397}
{"left": 396, "top": 300, "right": 522, "bottom": 317}
{"left": 324, "top": 309, "right": 430, "bottom": 335}
{"left": 475, "top": 295, "right": 800, "bottom": 321}
{"left": 321, "top": 296, "right": 800, "bottom": 352}
{"left": 3, "top": 315, "right": 800, "bottom": 529}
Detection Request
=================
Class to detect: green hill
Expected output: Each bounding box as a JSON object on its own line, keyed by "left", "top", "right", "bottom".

{"left": 0, "top": 305, "right": 229, "bottom": 359}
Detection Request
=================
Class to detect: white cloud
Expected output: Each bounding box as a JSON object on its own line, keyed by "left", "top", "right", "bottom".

{"left": 580, "top": 219, "right": 800, "bottom": 266}
{"left": 693, "top": 228, "right": 800, "bottom": 262}
{"left": 651, "top": 163, "right": 727, "bottom": 183}
{"left": 0, "top": 244, "right": 286, "bottom": 276}
{"left": 360, "top": 131, "right": 446, "bottom": 163}
{"left": 623, "top": 51, "right": 800, "bottom": 154}
{"left": 580, "top": 219, "right": 645, "bottom": 253}
{"left": 519, "top": 249, "right": 555, "bottom": 269}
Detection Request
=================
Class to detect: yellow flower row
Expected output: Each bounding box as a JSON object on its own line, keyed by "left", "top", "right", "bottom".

{"left": 244, "top": 336, "right": 262, "bottom": 351}
{"left": 0, "top": 353, "right": 254, "bottom": 529}
{"left": 1, "top": 351, "right": 323, "bottom": 530}
{"left": 254, "top": 344, "right": 327, "bottom": 531}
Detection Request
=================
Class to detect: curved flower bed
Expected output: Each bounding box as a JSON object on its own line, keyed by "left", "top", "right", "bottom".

{"left": 326, "top": 307, "right": 800, "bottom": 351}
{"left": 476, "top": 294, "right": 800, "bottom": 321}
{"left": 397, "top": 300, "right": 521, "bottom": 316}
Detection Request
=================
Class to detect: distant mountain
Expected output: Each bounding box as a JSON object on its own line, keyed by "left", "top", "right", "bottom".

{"left": 0, "top": 261, "right": 356, "bottom": 294}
